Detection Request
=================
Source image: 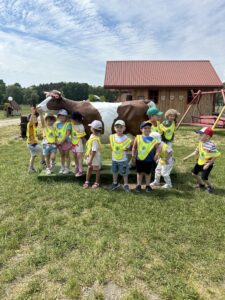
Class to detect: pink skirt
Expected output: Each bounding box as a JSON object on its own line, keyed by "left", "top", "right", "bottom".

{"left": 58, "top": 142, "right": 72, "bottom": 152}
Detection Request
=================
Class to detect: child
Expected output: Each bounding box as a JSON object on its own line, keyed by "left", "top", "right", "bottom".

{"left": 150, "top": 132, "right": 174, "bottom": 189}
{"left": 71, "top": 112, "right": 86, "bottom": 177}
{"left": 38, "top": 110, "right": 57, "bottom": 175}
{"left": 55, "top": 109, "right": 72, "bottom": 174}
{"left": 27, "top": 107, "right": 43, "bottom": 173}
{"left": 132, "top": 121, "right": 159, "bottom": 192}
{"left": 83, "top": 120, "right": 103, "bottom": 189}
{"left": 109, "top": 120, "right": 132, "bottom": 192}
{"left": 160, "top": 109, "right": 180, "bottom": 147}
{"left": 146, "top": 107, "right": 163, "bottom": 133}
{"left": 183, "top": 127, "right": 221, "bottom": 193}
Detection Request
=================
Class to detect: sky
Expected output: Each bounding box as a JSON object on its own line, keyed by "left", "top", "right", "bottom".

{"left": 0, "top": 0, "right": 225, "bottom": 87}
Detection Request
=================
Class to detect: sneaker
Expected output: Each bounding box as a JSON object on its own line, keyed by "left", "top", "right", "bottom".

{"left": 146, "top": 186, "right": 153, "bottom": 193}
{"left": 75, "top": 171, "right": 83, "bottom": 177}
{"left": 123, "top": 184, "right": 130, "bottom": 192}
{"left": 59, "top": 167, "right": 65, "bottom": 174}
{"left": 150, "top": 181, "right": 160, "bottom": 188}
{"left": 162, "top": 184, "right": 172, "bottom": 189}
{"left": 28, "top": 167, "right": 36, "bottom": 173}
{"left": 206, "top": 186, "right": 214, "bottom": 193}
{"left": 50, "top": 161, "right": 56, "bottom": 170}
{"left": 193, "top": 183, "right": 205, "bottom": 189}
{"left": 40, "top": 160, "right": 46, "bottom": 166}
{"left": 135, "top": 185, "right": 142, "bottom": 192}
{"left": 46, "top": 168, "right": 51, "bottom": 175}
{"left": 63, "top": 168, "right": 70, "bottom": 174}
{"left": 111, "top": 183, "right": 120, "bottom": 191}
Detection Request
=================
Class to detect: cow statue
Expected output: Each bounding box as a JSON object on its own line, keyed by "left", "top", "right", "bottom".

{"left": 37, "top": 90, "right": 155, "bottom": 143}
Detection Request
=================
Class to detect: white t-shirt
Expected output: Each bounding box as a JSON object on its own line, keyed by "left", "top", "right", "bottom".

{"left": 72, "top": 124, "right": 85, "bottom": 152}
{"left": 112, "top": 134, "right": 130, "bottom": 162}
{"left": 88, "top": 134, "right": 101, "bottom": 167}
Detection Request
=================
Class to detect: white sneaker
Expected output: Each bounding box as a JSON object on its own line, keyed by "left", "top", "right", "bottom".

{"left": 59, "top": 167, "right": 65, "bottom": 174}
{"left": 63, "top": 168, "right": 70, "bottom": 174}
{"left": 150, "top": 181, "right": 160, "bottom": 187}
{"left": 46, "top": 168, "right": 51, "bottom": 175}
{"left": 162, "top": 184, "right": 172, "bottom": 189}
{"left": 28, "top": 167, "right": 36, "bottom": 173}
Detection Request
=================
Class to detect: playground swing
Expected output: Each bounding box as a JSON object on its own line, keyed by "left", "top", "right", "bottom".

{"left": 176, "top": 89, "right": 225, "bottom": 130}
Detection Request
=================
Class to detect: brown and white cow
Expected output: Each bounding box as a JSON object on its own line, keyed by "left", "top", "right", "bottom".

{"left": 37, "top": 92, "right": 152, "bottom": 143}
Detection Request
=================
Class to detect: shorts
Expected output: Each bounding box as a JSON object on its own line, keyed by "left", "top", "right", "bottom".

{"left": 58, "top": 141, "right": 72, "bottom": 152}
{"left": 192, "top": 163, "right": 213, "bottom": 181}
{"left": 71, "top": 143, "right": 83, "bottom": 153}
{"left": 112, "top": 160, "right": 129, "bottom": 176}
{"left": 42, "top": 144, "right": 57, "bottom": 156}
{"left": 27, "top": 144, "right": 43, "bottom": 157}
{"left": 136, "top": 159, "right": 154, "bottom": 175}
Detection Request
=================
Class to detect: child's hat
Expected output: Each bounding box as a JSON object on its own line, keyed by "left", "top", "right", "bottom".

{"left": 88, "top": 120, "right": 102, "bottom": 130}
{"left": 147, "top": 107, "right": 163, "bottom": 117}
{"left": 150, "top": 132, "right": 162, "bottom": 143}
{"left": 114, "top": 120, "right": 125, "bottom": 126}
{"left": 57, "top": 109, "right": 68, "bottom": 116}
{"left": 195, "top": 127, "right": 213, "bottom": 137}
{"left": 140, "top": 121, "right": 152, "bottom": 129}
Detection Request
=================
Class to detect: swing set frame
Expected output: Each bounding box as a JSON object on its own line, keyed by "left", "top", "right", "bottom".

{"left": 176, "top": 89, "right": 225, "bottom": 130}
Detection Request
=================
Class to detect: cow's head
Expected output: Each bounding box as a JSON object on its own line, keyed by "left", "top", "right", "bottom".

{"left": 37, "top": 90, "right": 67, "bottom": 112}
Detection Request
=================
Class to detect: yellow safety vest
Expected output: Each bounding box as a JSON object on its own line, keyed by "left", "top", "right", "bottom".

{"left": 198, "top": 142, "right": 221, "bottom": 166}
{"left": 43, "top": 126, "right": 56, "bottom": 143}
{"left": 136, "top": 135, "right": 158, "bottom": 160}
{"left": 26, "top": 122, "right": 38, "bottom": 144}
{"left": 150, "top": 121, "right": 161, "bottom": 133}
{"left": 160, "top": 122, "right": 175, "bottom": 141}
{"left": 159, "top": 142, "right": 169, "bottom": 164}
{"left": 71, "top": 126, "right": 86, "bottom": 145}
{"left": 109, "top": 134, "right": 132, "bottom": 160}
{"left": 85, "top": 136, "right": 102, "bottom": 157}
{"left": 55, "top": 121, "right": 70, "bottom": 143}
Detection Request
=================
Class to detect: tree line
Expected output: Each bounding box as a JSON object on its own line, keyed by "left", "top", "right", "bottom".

{"left": 0, "top": 80, "right": 118, "bottom": 106}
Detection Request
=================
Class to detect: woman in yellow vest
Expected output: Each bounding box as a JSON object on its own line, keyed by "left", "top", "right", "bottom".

{"left": 132, "top": 121, "right": 159, "bottom": 192}
{"left": 183, "top": 127, "right": 221, "bottom": 193}
{"left": 55, "top": 109, "right": 72, "bottom": 174}
{"left": 109, "top": 120, "right": 132, "bottom": 192}
{"left": 27, "top": 107, "right": 43, "bottom": 173}
{"left": 38, "top": 109, "right": 57, "bottom": 175}
{"left": 71, "top": 112, "right": 86, "bottom": 177}
{"left": 160, "top": 109, "right": 180, "bottom": 147}
{"left": 83, "top": 120, "right": 103, "bottom": 189}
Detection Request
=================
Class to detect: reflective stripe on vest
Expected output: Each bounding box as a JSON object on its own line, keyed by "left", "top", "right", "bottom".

{"left": 198, "top": 142, "right": 221, "bottom": 165}
{"left": 109, "top": 134, "right": 131, "bottom": 160}
{"left": 160, "top": 122, "right": 175, "bottom": 141}
{"left": 159, "top": 142, "right": 169, "bottom": 164}
{"left": 55, "top": 121, "right": 70, "bottom": 143}
{"left": 85, "top": 136, "right": 102, "bottom": 157}
{"left": 137, "top": 135, "right": 158, "bottom": 160}
{"left": 71, "top": 126, "right": 86, "bottom": 145}
{"left": 43, "top": 126, "right": 56, "bottom": 143}
{"left": 26, "top": 123, "right": 38, "bottom": 144}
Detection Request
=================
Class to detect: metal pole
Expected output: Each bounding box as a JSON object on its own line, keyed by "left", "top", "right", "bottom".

{"left": 212, "top": 89, "right": 225, "bottom": 130}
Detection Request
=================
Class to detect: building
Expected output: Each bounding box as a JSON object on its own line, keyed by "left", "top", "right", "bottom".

{"left": 104, "top": 60, "right": 223, "bottom": 122}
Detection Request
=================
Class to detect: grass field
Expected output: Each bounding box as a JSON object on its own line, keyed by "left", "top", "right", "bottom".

{"left": 0, "top": 105, "right": 31, "bottom": 120}
{"left": 0, "top": 126, "right": 225, "bottom": 299}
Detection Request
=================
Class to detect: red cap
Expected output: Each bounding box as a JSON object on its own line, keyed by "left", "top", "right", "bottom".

{"left": 196, "top": 127, "right": 213, "bottom": 137}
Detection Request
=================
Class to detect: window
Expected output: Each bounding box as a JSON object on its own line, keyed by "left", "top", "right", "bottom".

{"left": 187, "top": 89, "right": 198, "bottom": 104}
{"left": 126, "top": 95, "right": 133, "bottom": 101}
{"left": 148, "top": 89, "right": 159, "bottom": 104}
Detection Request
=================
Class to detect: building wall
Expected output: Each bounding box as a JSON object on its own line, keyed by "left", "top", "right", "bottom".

{"left": 118, "top": 87, "right": 214, "bottom": 123}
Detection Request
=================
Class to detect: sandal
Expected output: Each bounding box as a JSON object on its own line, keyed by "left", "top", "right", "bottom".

{"left": 92, "top": 182, "right": 100, "bottom": 189}
{"left": 83, "top": 181, "right": 90, "bottom": 188}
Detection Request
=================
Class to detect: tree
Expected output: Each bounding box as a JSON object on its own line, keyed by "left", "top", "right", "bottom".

{"left": 0, "top": 79, "right": 6, "bottom": 105}
{"left": 5, "top": 84, "right": 24, "bottom": 104}
{"left": 23, "top": 87, "right": 40, "bottom": 106}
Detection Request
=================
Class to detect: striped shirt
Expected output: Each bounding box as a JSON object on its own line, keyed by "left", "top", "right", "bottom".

{"left": 195, "top": 141, "right": 217, "bottom": 153}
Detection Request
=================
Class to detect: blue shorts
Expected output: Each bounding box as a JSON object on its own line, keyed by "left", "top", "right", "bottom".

{"left": 112, "top": 160, "right": 129, "bottom": 176}
{"left": 43, "top": 144, "right": 57, "bottom": 156}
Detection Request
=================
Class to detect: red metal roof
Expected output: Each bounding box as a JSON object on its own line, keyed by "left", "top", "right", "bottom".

{"left": 104, "top": 60, "right": 223, "bottom": 88}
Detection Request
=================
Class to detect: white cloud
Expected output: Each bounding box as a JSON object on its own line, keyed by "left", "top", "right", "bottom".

{"left": 0, "top": 0, "right": 224, "bottom": 87}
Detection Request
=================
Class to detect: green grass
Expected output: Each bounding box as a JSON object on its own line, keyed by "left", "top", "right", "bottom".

{"left": 0, "top": 126, "right": 225, "bottom": 299}
{"left": 0, "top": 105, "right": 31, "bottom": 120}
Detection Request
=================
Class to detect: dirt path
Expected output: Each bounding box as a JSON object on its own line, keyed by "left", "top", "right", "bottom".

{"left": 0, "top": 118, "right": 20, "bottom": 127}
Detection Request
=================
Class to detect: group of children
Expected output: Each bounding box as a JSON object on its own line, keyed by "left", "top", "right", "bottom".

{"left": 26, "top": 105, "right": 221, "bottom": 193}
